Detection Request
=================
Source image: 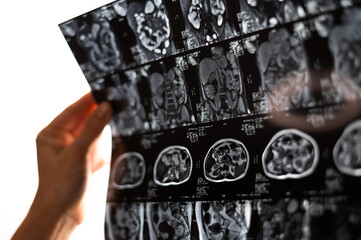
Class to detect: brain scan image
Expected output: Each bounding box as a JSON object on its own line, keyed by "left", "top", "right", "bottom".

{"left": 106, "top": 202, "right": 144, "bottom": 240}
{"left": 262, "top": 129, "right": 319, "bottom": 180}
{"left": 257, "top": 199, "right": 310, "bottom": 240}
{"left": 333, "top": 120, "right": 361, "bottom": 176}
{"left": 179, "top": 0, "right": 237, "bottom": 49}
{"left": 239, "top": 0, "right": 306, "bottom": 34}
{"left": 195, "top": 200, "right": 251, "bottom": 240}
{"left": 328, "top": 9, "right": 361, "bottom": 94}
{"left": 75, "top": 12, "right": 123, "bottom": 76}
{"left": 107, "top": 74, "right": 149, "bottom": 137}
{"left": 111, "top": 152, "right": 146, "bottom": 190}
{"left": 304, "top": 0, "right": 338, "bottom": 14}
{"left": 154, "top": 146, "right": 192, "bottom": 186}
{"left": 198, "top": 46, "right": 249, "bottom": 122}
{"left": 256, "top": 28, "right": 314, "bottom": 111}
{"left": 127, "top": 0, "right": 172, "bottom": 62}
{"left": 149, "top": 67, "right": 195, "bottom": 130}
{"left": 146, "top": 202, "right": 192, "bottom": 240}
{"left": 204, "top": 139, "right": 249, "bottom": 182}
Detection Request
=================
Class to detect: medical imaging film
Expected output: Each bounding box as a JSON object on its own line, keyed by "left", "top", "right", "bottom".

{"left": 59, "top": 1, "right": 361, "bottom": 239}
{"left": 195, "top": 200, "right": 251, "bottom": 240}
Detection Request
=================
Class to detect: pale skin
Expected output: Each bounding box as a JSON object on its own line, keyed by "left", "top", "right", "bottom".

{"left": 12, "top": 93, "right": 113, "bottom": 240}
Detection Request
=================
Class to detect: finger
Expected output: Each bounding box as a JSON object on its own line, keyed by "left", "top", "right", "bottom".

{"left": 47, "top": 93, "right": 98, "bottom": 137}
{"left": 70, "top": 102, "right": 113, "bottom": 156}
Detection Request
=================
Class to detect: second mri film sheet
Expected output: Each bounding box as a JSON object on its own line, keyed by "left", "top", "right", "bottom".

{"left": 60, "top": 1, "right": 361, "bottom": 239}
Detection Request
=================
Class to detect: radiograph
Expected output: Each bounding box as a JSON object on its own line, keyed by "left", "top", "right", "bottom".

{"left": 127, "top": 0, "right": 172, "bottom": 62}
{"left": 195, "top": 200, "right": 251, "bottom": 240}
{"left": 179, "top": 0, "right": 237, "bottom": 49}
{"left": 154, "top": 146, "right": 193, "bottom": 186}
{"left": 111, "top": 152, "right": 146, "bottom": 190}
{"left": 149, "top": 66, "right": 195, "bottom": 130}
{"left": 262, "top": 129, "right": 319, "bottom": 179}
{"left": 106, "top": 202, "right": 144, "bottom": 240}
{"left": 146, "top": 202, "right": 192, "bottom": 240}
{"left": 204, "top": 139, "right": 249, "bottom": 182}
{"left": 256, "top": 28, "right": 314, "bottom": 111}
{"left": 198, "top": 45, "right": 249, "bottom": 122}
{"left": 333, "top": 120, "right": 361, "bottom": 177}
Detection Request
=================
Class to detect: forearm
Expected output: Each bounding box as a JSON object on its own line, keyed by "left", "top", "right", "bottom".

{"left": 12, "top": 195, "right": 78, "bottom": 240}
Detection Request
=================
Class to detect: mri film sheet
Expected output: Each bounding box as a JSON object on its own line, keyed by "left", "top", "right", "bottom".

{"left": 59, "top": 1, "right": 361, "bottom": 240}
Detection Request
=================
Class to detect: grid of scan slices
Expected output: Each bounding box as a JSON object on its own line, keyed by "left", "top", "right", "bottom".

{"left": 60, "top": 0, "right": 361, "bottom": 239}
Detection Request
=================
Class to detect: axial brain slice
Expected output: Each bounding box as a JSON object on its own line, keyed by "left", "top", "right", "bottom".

{"left": 262, "top": 129, "right": 319, "bottom": 179}
{"left": 154, "top": 146, "right": 192, "bottom": 186}
{"left": 204, "top": 139, "right": 249, "bottom": 182}
{"left": 333, "top": 120, "right": 361, "bottom": 176}
{"left": 111, "top": 152, "right": 146, "bottom": 190}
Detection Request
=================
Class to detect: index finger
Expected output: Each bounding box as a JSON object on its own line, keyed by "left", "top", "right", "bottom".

{"left": 47, "top": 93, "right": 98, "bottom": 136}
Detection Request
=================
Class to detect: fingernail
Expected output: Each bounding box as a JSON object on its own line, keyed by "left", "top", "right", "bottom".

{"left": 97, "top": 102, "right": 109, "bottom": 119}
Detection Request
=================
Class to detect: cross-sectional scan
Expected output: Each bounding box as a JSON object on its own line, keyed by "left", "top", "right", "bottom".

{"left": 106, "top": 73, "right": 149, "bottom": 137}
{"left": 59, "top": 10, "right": 123, "bottom": 81}
{"left": 179, "top": 0, "right": 238, "bottom": 50}
{"left": 198, "top": 45, "right": 249, "bottom": 122}
{"left": 105, "top": 202, "right": 144, "bottom": 240}
{"left": 304, "top": 0, "right": 339, "bottom": 14}
{"left": 239, "top": 0, "right": 306, "bottom": 34}
{"left": 111, "top": 152, "right": 146, "bottom": 190}
{"left": 127, "top": 0, "right": 174, "bottom": 62}
{"left": 262, "top": 129, "right": 319, "bottom": 180}
{"left": 149, "top": 64, "right": 196, "bottom": 130}
{"left": 146, "top": 202, "right": 192, "bottom": 240}
{"left": 332, "top": 203, "right": 361, "bottom": 240}
{"left": 333, "top": 120, "right": 361, "bottom": 176}
{"left": 256, "top": 28, "right": 314, "bottom": 111}
{"left": 328, "top": 8, "right": 361, "bottom": 97}
{"left": 204, "top": 139, "right": 249, "bottom": 182}
{"left": 154, "top": 146, "right": 193, "bottom": 186}
{"left": 195, "top": 200, "right": 251, "bottom": 240}
{"left": 257, "top": 198, "right": 310, "bottom": 240}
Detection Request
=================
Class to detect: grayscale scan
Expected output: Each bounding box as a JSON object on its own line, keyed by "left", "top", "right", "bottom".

{"left": 59, "top": 0, "right": 361, "bottom": 239}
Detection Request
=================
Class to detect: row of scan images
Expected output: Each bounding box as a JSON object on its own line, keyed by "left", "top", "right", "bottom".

{"left": 59, "top": 0, "right": 357, "bottom": 81}
{"left": 110, "top": 119, "right": 361, "bottom": 190}
{"left": 105, "top": 198, "right": 361, "bottom": 240}
{"left": 92, "top": 5, "right": 361, "bottom": 136}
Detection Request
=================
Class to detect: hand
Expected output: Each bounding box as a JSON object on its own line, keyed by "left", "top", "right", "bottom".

{"left": 12, "top": 93, "right": 113, "bottom": 240}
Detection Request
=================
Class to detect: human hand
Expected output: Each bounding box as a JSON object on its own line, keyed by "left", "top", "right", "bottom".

{"left": 12, "top": 93, "right": 113, "bottom": 240}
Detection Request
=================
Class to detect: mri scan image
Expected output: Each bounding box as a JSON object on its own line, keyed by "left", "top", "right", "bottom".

{"left": 257, "top": 198, "right": 310, "bottom": 240}
{"left": 179, "top": 0, "right": 238, "bottom": 49}
{"left": 60, "top": 10, "right": 123, "bottom": 81}
{"left": 195, "top": 200, "right": 251, "bottom": 240}
{"left": 333, "top": 120, "right": 361, "bottom": 176}
{"left": 262, "top": 129, "right": 319, "bottom": 180}
{"left": 328, "top": 8, "right": 361, "bottom": 96}
{"left": 154, "top": 146, "right": 193, "bottom": 186}
{"left": 304, "top": 0, "right": 338, "bottom": 14}
{"left": 105, "top": 202, "right": 144, "bottom": 240}
{"left": 332, "top": 203, "right": 361, "bottom": 240}
{"left": 239, "top": 0, "right": 306, "bottom": 34}
{"left": 127, "top": 0, "right": 173, "bottom": 62}
{"left": 204, "top": 139, "right": 249, "bottom": 182}
{"left": 149, "top": 66, "right": 195, "bottom": 130}
{"left": 256, "top": 28, "right": 314, "bottom": 111}
{"left": 107, "top": 73, "right": 149, "bottom": 137}
{"left": 111, "top": 152, "right": 146, "bottom": 190}
{"left": 146, "top": 202, "right": 192, "bottom": 240}
{"left": 198, "top": 45, "right": 249, "bottom": 122}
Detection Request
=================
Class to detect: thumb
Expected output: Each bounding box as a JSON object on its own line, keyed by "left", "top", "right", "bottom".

{"left": 71, "top": 102, "right": 113, "bottom": 155}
